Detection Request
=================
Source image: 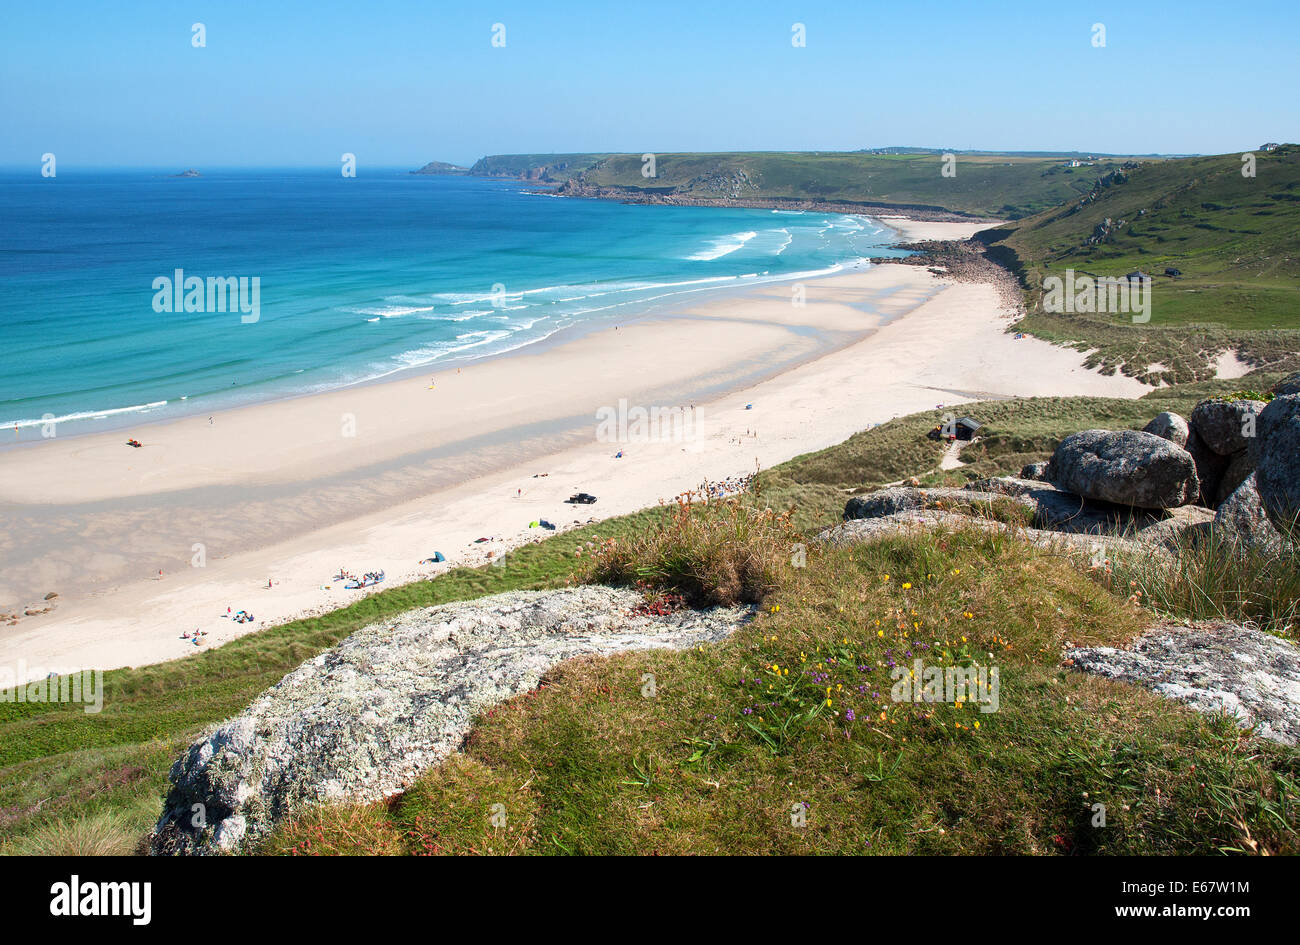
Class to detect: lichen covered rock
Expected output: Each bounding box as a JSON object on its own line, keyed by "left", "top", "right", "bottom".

{"left": 1251, "top": 394, "right": 1300, "bottom": 538}
{"left": 1066, "top": 622, "right": 1300, "bottom": 745}
{"left": 1046, "top": 429, "right": 1198, "bottom": 509}
{"left": 1214, "top": 473, "right": 1284, "bottom": 552}
{"left": 150, "top": 586, "right": 751, "bottom": 855}
{"left": 1142, "top": 411, "right": 1190, "bottom": 448}
{"left": 1190, "top": 398, "right": 1265, "bottom": 456}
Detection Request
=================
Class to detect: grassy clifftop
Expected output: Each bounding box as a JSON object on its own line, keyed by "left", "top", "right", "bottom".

{"left": 464, "top": 150, "right": 1148, "bottom": 219}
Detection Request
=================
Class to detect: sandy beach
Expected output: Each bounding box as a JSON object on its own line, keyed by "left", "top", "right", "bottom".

{"left": 0, "top": 218, "right": 1153, "bottom": 681}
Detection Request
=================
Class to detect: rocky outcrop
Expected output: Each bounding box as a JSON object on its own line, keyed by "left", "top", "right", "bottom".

{"left": 1271, "top": 372, "right": 1300, "bottom": 397}
{"left": 968, "top": 477, "right": 1211, "bottom": 544}
{"left": 1190, "top": 398, "right": 1265, "bottom": 456}
{"left": 843, "top": 486, "right": 1035, "bottom": 522}
{"left": 1045, "top": 430, "right": 1198, "bottom": 509}
{"left": 1214, "top": 473, "right": 1284, "bottom": 552}
{"left": 1065, "top": 622, "right": 1300, "bottom": 746}
{"left": 1216, "top": 449, "right": 1256, "bottom": 506}
{"left": 1141, "top": 411, "right": 1190, "bottom": 448}
{"left": 1019, "top": 461, "right": 1049, "bottom": 481}
{"left": 820, "top": 508, "right": 1154, "bottom": 560}
{"left": 839, "top": 479, "right": 1211, "bottom": 550}
{"left": 149, "top": 586, "right": 752, "bottom": 855}
{"left": 1251, "top": 394, "right": 1300, "bottom": 538}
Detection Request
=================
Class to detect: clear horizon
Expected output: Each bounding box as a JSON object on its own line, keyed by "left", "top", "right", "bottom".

{"left": 2, "top": 0, "right": 1297, "bottom": 169}
{"left": 0, "top": 146, "right": 1234, "bottom": 174}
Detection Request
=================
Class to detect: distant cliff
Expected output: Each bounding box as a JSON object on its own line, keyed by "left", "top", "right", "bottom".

{"left": 417, "top": 150, "right": 1147, "bottom": 219}
{"left": 466, "top": 153, "right": 610, "bottom": 182}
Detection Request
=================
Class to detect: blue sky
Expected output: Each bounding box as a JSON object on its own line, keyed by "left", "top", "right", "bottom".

{"left": 2, "top": 0, "right": 1296, "bottom": 168}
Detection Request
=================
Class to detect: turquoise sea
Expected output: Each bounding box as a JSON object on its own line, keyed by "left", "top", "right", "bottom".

{"left": 0, "top": 169, "right": 909, "bottom": 434}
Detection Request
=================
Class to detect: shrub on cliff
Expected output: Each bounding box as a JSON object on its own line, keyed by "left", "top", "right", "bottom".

{"left": 580, "top": 488, "right": 799, "bottom": 606}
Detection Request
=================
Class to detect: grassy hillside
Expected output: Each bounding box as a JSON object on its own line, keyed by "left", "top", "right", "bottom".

{"left": 982, "top": 146, "right": 1300, "bottom": 382}
{"left": 466, "top": 150, "right": 1149, "bottom": 219}
{"left": 4, "top": 367, "right": 1297, "bottom": 855}
{"left": 263, "top": 527, "right": 1295, "bottom": 856}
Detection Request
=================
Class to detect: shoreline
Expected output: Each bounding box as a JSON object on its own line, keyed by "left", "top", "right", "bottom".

{"left": 2, "top": 256, "right": 896, "bottom": 449}
{"left": 0, "top": 216, "right": 1155, "bottom": 681}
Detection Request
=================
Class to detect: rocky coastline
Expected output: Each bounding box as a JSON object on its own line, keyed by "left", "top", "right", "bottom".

{"left": 543, "top": 177, "right": 992, "bottom": 223}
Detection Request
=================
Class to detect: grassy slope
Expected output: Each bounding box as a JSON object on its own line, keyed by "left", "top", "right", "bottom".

{"left": 262, "top": 525, "right": 1297, "bottom": 856}
{"left": 982, "top": 146, "right": 1300, "bottom": 383}
{"left": 469, "top": 151, "right": 1146, "bottom": 219}
{"left": 4, "top": 369, "right": 1297, "bottom": 855}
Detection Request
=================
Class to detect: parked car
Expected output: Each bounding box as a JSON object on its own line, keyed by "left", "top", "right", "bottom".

{"left": 566, "top": 493, "right": 598, "bottom": 504}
